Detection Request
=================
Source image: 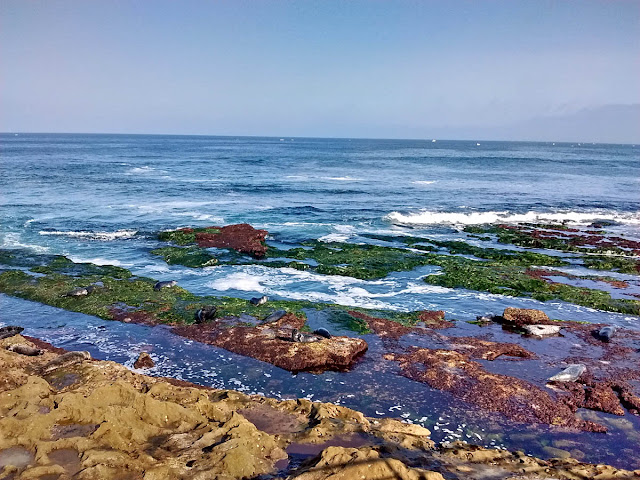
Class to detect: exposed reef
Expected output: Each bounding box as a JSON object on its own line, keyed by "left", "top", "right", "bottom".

{"left": 150, "top": 224, "right": 640, "bottom": 314}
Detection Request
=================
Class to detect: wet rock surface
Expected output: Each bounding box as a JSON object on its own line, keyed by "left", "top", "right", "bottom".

{"left": 173, "top": 313, "right": 368, "bottom": 372}
{"left": 2, "top": 335, "right": 639, "bottom": 480}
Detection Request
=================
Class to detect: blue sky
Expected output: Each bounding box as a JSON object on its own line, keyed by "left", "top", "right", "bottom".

{"left": 1, "top": 1, "right": 638, "bottom": 140}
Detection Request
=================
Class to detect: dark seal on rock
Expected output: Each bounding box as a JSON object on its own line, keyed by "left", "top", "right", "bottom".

{"left": 249, "top": 295, "right": 268, "bottom": 306}
{"left": 313, "top": 328, "right": 332, "bottom": 339}
{"left": 195, "top": 306, "right": 217, "bottom": 324}
{"left": 134, "top": 352, "right": 155, "bottom": 369}
{"left": 6, "top": 343, "right": 44, "bottom": 356}
{"left": 597, "top": 326, "right": 616, "bottom": 342}
{"left": 291, "top": 328, "right": 321, "bottom": 343}
{"left": 154, "top": 280, "right": 177, "bottom": 291}
{"left": 263, "top": 310, "right": 287, "bottom": 323}
{"left": 0, "top": 326, "right": 24, "bottom": 339}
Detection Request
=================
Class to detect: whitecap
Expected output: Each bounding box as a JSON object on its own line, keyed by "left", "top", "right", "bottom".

{"left": 412, "top": 181, "right": 437, "bottom": 186}
{"left": 0, "top": 233, "right": 50, "bottom": 253}
{"left": 39, "top": 229, "right": 138, "bottom": 241}
{"left": 384, "top": 209, "right": 640, "bottom": 226}
{"left": 66, "top": 256, "right": 131, "bottom": 267}
{"left": 321, "top": 176, "right": 364, "bottom": 182}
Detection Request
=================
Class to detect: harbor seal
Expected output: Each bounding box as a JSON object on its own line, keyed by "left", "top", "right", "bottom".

{"left": 548, "top": 364, "right": 586, "bottom": 383}
{"left": 597, "top": 326, "right": 616, "bottom": 342}
{"left": 263, "top": 309, "right": 287, "bottom": 323}
{"left": 154, "top": 280, "right": 177, "bottom": 291}
{"left": 313, "top": 328, "right": 332, "bottom": 339}
{"left": 291, "top": 328, "right": 321, "bottom": 343}
{"left": 195, "top": 306, "right": 217, "bottom": 324}
{"left": 0, "top": 325, "right": 24, "bottom": 339}
{"left": 63, "top": 286, "right": 95, "bottom": 297}
{"left": 41, "top": 351, "right": 92, "bottom": 375}
{"left": 6, "top": 343, "right": 43, "bottom": 356}
{"left": 249, "top": 295, "right": 268, "bottom": 306}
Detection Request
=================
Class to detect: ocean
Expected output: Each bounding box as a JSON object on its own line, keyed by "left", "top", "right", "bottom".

{"left": 1, "top": 133, "right": 639, "bottom": 467}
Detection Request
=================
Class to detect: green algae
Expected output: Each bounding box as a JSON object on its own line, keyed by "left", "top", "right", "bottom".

{"left": 150, "top": 246, "right": 218, "bottom": 268}
{"left": 582, "top": 255, "right": 639, "bottom": 275}
{"left": 422, "top": 258, "right": 640, "bottom": 315}
{"left": 362, "top": 233, "right": 567, "bottom": 267}
{"left": 157, "top": 227, "right": 220, "bottom": 245}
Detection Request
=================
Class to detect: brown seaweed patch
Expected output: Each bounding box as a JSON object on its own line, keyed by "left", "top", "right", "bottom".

{"left": 386, "top": 347, "right": 604, "bottom": 431}
{"left": 447, "top": 337, "right": 536, "bottom": 360}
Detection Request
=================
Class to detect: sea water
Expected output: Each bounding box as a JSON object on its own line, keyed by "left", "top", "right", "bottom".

{"left": 1, "top": 134, "right": 639, "bottom": 467}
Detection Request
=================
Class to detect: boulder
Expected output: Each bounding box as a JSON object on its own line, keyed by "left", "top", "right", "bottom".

{"left": 502, "top": 307, "right": 550, "bottom": 326}
{"left": 133, "top": 352, "right": 155, "bottom": 369}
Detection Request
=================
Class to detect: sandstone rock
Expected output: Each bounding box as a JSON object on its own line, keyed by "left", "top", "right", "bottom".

{"left": 502, "top": 307, "right": 550, "bottom": 326}
{"left": 133, "top": 352, "right": 154, "bottom": 369}
{"left": 291, "top": 446, "right": 445, "bottom": 480}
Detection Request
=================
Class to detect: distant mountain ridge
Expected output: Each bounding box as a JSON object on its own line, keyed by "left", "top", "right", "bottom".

{"left": 509, "top": 104, "right": 640, "bottom": 144}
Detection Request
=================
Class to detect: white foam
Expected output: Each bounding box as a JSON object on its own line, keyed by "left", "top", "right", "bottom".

{"left": 0, "top": 233, "right": 50, "bottom": 253}
{"left": 39, "top": 229, "right": 138, "bottom": 240}
{"left": 318, "top": 225, "right": 357, "bottom": 243}
{"left": 208, "top": 272, "right": 266, "bottom": 292}
{"left": 385, "top": 210, "right": 640, "bottom": 226}
{"left": 66, "top": 256, "right": 131, "bottom": 267}
{"left": 322, "top": 176, "right": 364, "bottom": 182}
{"left": 412, "top": 181, "right": 437, "bottom": 186}
{"left": 126, "top": 166, "right": 167, "bottom": 175}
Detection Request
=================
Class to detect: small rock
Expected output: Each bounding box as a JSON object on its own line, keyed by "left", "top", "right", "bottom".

{"left": 249, "top": 296, "right": 268, "bottom": 306}
{"left": 523, "top": 325, "right": 562, "bottom": 337}
{"left": 548, "top": 364, "right": 586, "bottom": 383}
{"left": 0, "top": 325, "right": 24, "bottom": 340}
{"left": 134, "top": 352, "right": 155, "bottom": 369}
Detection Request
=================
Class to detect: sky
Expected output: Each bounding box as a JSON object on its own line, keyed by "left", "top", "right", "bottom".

{"left": 1, "top": 1, "right": 639, "bottom": 142}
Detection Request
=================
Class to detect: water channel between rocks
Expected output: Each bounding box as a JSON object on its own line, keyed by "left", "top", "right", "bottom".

{"left": 2, "top": 293, "right": 639, "bottom": 470}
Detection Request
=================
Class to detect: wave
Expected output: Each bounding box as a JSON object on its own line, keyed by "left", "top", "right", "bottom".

{"left": 385, "top": 210, "right": 640, "bottom": 226}
{"left": 39, "top": 229, "right": 138, "bottom": 240}
{"left": 0, "top": 233, "right": 50, "bottom": 253}
{"left": 412, "top": 181, "right": 436, "bottom": 186}
{"left": 66, "top": 256, "right": 131, "bottom": 267}
{"left": 125, "top": 166, "right": 166, "bottom": 175}
{"left": 322, "top": 176, "right": 364, "bottom": 182}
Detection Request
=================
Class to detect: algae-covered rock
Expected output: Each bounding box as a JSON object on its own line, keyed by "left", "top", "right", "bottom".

{"left": 502, "top": 307, "right": 550, "bottom": 326}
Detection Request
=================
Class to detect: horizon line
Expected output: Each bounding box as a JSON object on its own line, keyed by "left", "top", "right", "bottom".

{"left": 1, "top": 131, "right": 636, "bottom": 146}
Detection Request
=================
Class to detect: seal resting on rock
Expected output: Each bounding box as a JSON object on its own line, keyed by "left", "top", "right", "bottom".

{"left": 195, "top": 306, "right": 217, "bottom": 324}
{"left": 63, "top": 286, "right": 95, "bottom": 297}
{"left": 154, "top": 280, "right": 177, "bottom": 291}
{"left": 263, "top": 310, "right": 287, "bottom": 323}
{"left": 0, "top": 326, "right": 24, "bottom": 339}
{"left": 291, "top": 328, "right": 321, "bottom": 343}
{"left": 249, "top": 295, "right": 268, "bottom": 306}
{"left": 6, "top": 343, "right": 44, "bottom": 356}
{"left": 41, "top": 351, "right": 92, "bottom": 375}
{"left": 597, "top": 326, "right": 616, "bottom": 342}
{"left": 313, "top": 328, "right": 332, "bottom": 339}
{"left": 548, "top": 364, "right": 586, "bottom": 383}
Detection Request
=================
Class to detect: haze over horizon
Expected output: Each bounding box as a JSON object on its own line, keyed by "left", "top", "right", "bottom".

{"left": 1, "top": 1, "right": 639, "bottom": 143}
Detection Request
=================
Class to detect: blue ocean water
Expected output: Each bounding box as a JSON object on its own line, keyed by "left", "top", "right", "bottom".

{"left": 1, "top": 133, "right": 640, "bottom": 467}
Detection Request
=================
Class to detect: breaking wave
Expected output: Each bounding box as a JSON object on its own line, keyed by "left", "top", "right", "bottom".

{"left": 385, "top": 210, "right": 640, "bottom": 226}
{"left": 39, "top": 230, "right": 138, "bottom": 240}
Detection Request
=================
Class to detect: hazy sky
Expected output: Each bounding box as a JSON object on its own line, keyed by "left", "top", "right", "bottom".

{"left": 1, "top": 1, "right": 639, "bottom": 140}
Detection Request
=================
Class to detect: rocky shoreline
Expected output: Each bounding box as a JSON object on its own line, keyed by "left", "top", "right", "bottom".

{"left": 2, "top": 333, "right": 639, "bottom": 480}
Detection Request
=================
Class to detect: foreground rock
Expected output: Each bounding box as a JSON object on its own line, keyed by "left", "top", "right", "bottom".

{"left": 1, "top": 335, "right": 638, "bottom": 480}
